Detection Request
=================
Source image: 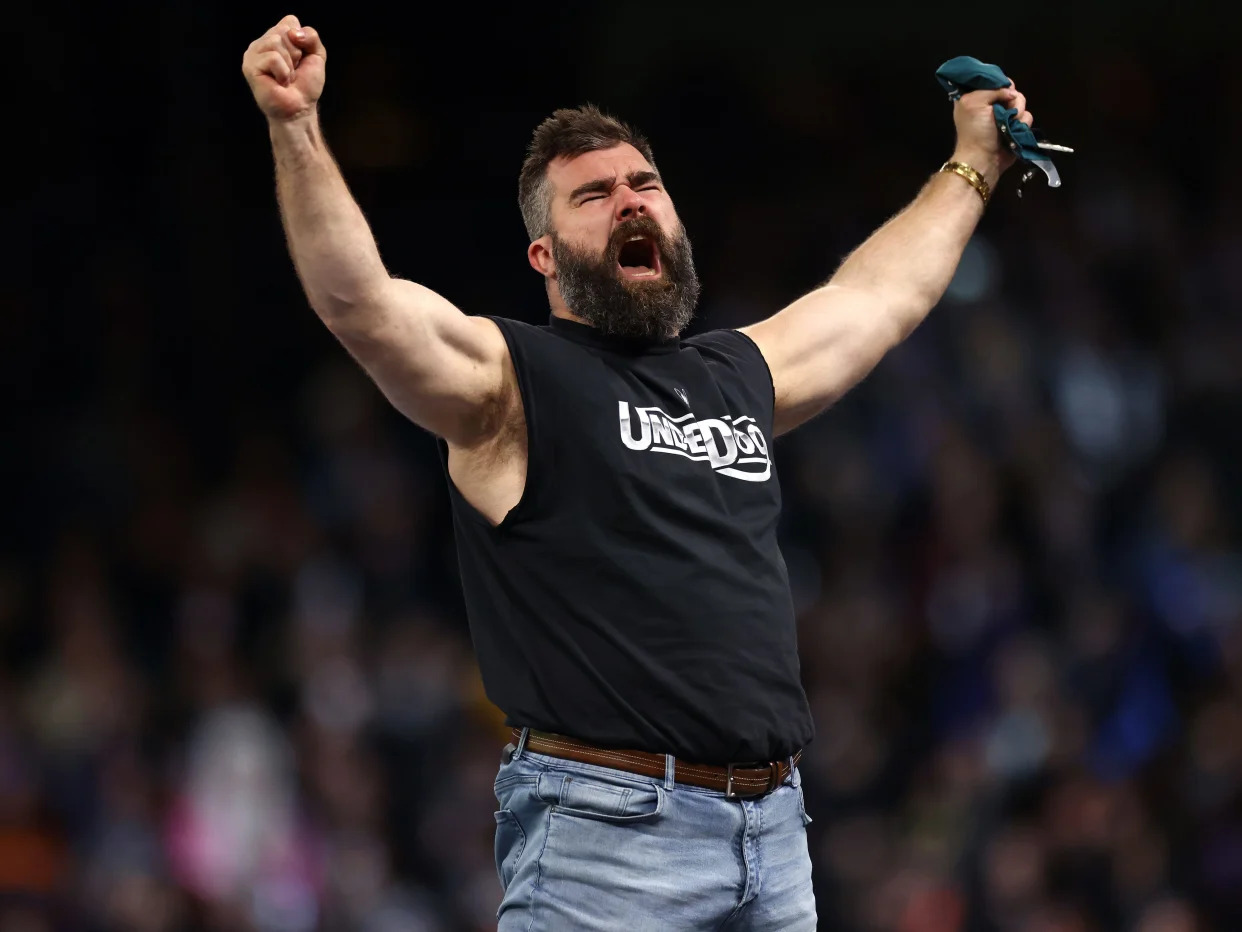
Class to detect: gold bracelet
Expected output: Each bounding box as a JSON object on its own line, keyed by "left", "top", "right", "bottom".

{"left": 939, "top": 160, "right": 990, "bottom": 206}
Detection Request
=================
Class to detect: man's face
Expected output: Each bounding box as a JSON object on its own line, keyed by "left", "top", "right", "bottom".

{"left": 536, "top": 143, "right": 699, "bottom": 341}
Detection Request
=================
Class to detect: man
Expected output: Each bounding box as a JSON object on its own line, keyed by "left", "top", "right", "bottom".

{"left": 242, "top": 15, "right": 1034, "bottom": 930}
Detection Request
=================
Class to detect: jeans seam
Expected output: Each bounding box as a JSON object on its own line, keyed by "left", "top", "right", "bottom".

{"left": 754, "top": 802, "right": 764, "bottom": 902}
{"left": 523, "top": 752, "right": 664, "bottom": 788}
{"left": 526, "top": 793, "right": 555, "bottom": 932}
{"left": 722, "top": 803, "right": 752, "bottom": 927}
{"left": 495, "top": 774, "right": 538, "bottom": 793}
{"left": 495, "top": 810, "right": 526, "bottom": 890}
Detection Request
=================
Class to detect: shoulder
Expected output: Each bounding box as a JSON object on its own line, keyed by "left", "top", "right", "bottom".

{"left": 478, "top": 316, "right": 564, "bottom": 371}
{"left": 685, "top": 328, "right": 767, "bottom": 365}
{"left": 485, "top": 315, "right": 580, "bottom": 355}
{"left": 684, "top": 328, "right": 774, "bottom": 403}
{"left": 482, "top": 315, "right": 542, "bottom": 342}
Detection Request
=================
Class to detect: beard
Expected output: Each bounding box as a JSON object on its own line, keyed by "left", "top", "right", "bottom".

{"left": 551, "top": 215, "right": 700, "bottom": 342}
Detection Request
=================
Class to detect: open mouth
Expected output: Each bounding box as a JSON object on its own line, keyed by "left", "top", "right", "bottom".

{"left": 616, "top": 234, "right": 662, "bottom": 280}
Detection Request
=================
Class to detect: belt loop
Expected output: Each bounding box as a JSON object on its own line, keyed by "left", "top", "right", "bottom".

{"left": 513, "top": 727, "right": 530, "bottom": 760}
{"left": 788, "top": 756, "right": 800, "bottom": 788}
{"left": 663, "top": 753, "right": 676, "bottom": 790}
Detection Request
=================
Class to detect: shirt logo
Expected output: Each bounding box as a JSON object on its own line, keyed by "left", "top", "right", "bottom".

{"left": 617, "top": 401, "right": 771, "bottom": 482}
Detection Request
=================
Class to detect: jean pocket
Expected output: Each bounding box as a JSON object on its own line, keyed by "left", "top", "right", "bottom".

{"left": 537, "top": 771, "right": 665, "bottom": 823}
{"left": 494, "top": 809, "right": 526, "bottom": 889}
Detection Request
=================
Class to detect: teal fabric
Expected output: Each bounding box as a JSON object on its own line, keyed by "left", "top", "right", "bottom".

{"left": 935, "top": 56, "right": 1044, "bottom": 164}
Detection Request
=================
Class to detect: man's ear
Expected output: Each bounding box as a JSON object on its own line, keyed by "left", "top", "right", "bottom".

{"left": 528, "top": 237, "right": 555, "bottom": 277}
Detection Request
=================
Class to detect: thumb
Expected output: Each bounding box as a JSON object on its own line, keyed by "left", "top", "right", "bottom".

{"left": 289, "top": 25, "right": 326, "bottom": 59}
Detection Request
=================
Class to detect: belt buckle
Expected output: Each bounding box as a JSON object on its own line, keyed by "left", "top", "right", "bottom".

{"left": 725, "top": 763, "right": 736, "bottom": 798}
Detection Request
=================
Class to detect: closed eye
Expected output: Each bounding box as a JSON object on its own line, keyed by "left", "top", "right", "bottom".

{"left": 585, "top": 186, "right": 655, "bottom": 202}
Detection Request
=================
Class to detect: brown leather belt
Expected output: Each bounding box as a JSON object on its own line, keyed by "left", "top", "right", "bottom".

{"left": 511, "top": 729, "right": 801, "bottom": 799}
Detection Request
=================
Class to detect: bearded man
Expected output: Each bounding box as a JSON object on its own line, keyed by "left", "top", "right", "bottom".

{"left": 243, "top": 15, "right": 1034, "bottom": 930}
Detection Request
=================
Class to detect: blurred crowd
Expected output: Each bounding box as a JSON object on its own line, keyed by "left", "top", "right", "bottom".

{"left": 7, "top": 9, "right": 1242, "bottom": 932}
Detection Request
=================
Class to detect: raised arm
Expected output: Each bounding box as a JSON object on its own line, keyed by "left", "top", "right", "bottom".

{"left": 242, "top": 16, "right": 514, "bottom": 447}
{"left": 742, "top": 84, "right": 1033, "bottom": 435}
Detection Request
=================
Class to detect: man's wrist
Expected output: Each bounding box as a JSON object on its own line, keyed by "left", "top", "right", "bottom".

{"left": 268, "top": 106, "right": 319, "bottom": 132}
{"left": 940, "top": 161, "right": 990, "bottom": 207}
{"left": 948, "top": 148, "right": 1002, "bottom": 189}
{"left": 268, "top": 109, "right": 324, "bottom": 157}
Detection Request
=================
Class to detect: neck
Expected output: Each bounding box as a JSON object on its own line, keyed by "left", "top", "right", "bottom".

{"left": 547, "top": 282, "right": 590, "bottom": 327}
{"left": 551, "top": 308, "right": 590, "bottom": 326}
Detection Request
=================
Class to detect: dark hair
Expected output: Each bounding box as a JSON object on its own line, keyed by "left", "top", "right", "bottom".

{"left": 518, "top": 105, "right": 657, "bottom": 241}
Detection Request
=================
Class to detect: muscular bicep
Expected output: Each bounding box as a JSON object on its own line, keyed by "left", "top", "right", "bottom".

{"left": 741, "top": 285, "right": 903, "bottom": 436}
{"left": 325, "top": 278, "right": 517, "bottom": 445}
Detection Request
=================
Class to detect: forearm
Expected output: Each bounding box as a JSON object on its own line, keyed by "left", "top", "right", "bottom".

{"left": 270, "top": 112, "right": 389, "bottom": 321}
{"left": 745, "top": 85, "right": 1029, "bottom": 432}
{"left": 828, "top": 159, "right": 993, "bottom": 337}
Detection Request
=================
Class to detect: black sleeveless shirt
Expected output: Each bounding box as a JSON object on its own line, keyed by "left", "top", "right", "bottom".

{"left": 440, "top": 315, "right": 813, "bottom": 764}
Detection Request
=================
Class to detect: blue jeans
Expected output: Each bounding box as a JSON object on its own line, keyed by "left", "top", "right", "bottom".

{"left": 492, "top": 731, "right": 817, "bottom": 930}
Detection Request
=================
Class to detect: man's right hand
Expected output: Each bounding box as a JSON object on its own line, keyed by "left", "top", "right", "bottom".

{"left": 242, "top": 15, "right": 326, "bottom": 122}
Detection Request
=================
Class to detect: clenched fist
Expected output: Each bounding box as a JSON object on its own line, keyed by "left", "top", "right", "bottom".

{"left": 242, "top": 15, "right": 326, "bottom": 122}
{"left": 951, "top": 85, "right": 1034, "bottom": 185}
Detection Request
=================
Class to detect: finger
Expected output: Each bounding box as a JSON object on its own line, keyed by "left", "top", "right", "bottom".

{"left": 254, "top": 34, "right": 295, "bottom": 75}
{"left": 278, "top": 25, "right": 303, "bottom": 66}
{"left": 271, "top": 13, "right": 301, "bottom": 34}
{"left": 1010, "top": 91, "right": 1028, "bottom": 114}
{"left": 1019, "top": 110, "right": 1034, "bottom": 127}
{"left": 962, "top": 86, "right": 1020, "bottom": 107}
{"left": 252, "top": 49, "right": 293, "bottom": 85}
{"left": 289, "top": 25, "right": 325, "bottom": 62}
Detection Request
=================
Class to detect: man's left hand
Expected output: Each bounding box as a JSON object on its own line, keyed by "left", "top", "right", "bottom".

{"left": 949, "top": 85, "right": 1034, "bottom": 188}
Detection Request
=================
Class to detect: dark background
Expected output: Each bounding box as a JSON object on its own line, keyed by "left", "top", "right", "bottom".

{"left": 5, "top": 2, "right": 1242, "bottom": 929}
